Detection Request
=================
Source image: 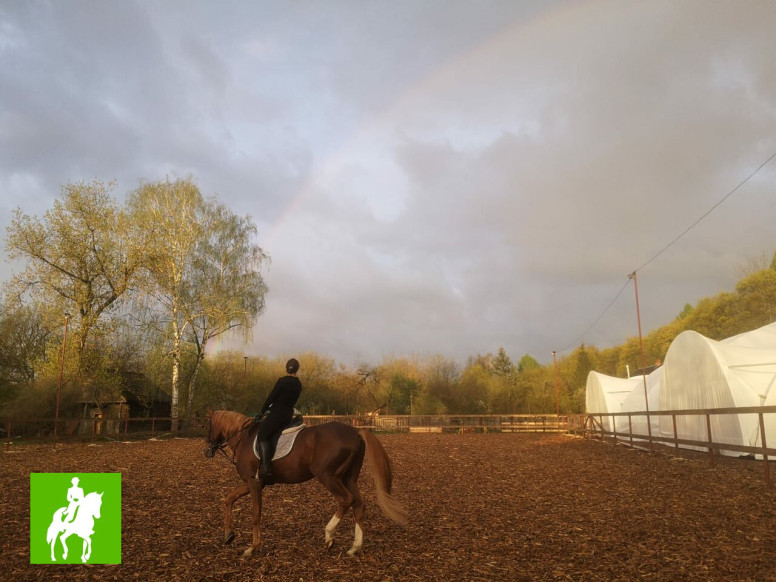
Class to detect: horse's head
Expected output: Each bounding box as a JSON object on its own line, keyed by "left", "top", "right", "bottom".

{"left": 204, "top": 409, "right": 224, "bottom": 458}
{"left": 204, "top": 409, "right": 251, "bottom": 458}
{"left": 81, "top": 492, "right": 102, "bottom": 519}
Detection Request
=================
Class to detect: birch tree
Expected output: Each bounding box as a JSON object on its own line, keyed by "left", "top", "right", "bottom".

{"left": 128, "top": 177, "right": 203, "bottom": 431}
{"left": 183, "top": 199, "right": 268, "bottom": 425}
{"left": 128, "top": 177, "right": 268, "bottom": 430}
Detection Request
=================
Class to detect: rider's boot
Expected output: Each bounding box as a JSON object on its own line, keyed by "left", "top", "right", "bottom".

{"left": 258, "top": 440, "right": 273, "bottom": 482}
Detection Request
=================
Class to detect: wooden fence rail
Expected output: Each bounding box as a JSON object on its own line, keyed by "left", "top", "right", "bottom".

{"left": 2, "top": 414, "right": 570, "bottom": 445}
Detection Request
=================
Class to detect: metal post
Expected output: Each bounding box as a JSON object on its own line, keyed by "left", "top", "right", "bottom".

{"left": 706, "top": 413, "right": 715, "bottom": 466}
{"left": 628, "top": 272, "right": 653, "bottom": 447}
{"left": 759, "top": 412, "right": 770, "bottom": 484}
{"left": 552, "top": 351, "right": 560, "bottom": 417}
{"left": 54, "top": 313, "right": 70, "bottom": 442}
{"left": 672, "top": 414, "right": 679, "bottom": 449}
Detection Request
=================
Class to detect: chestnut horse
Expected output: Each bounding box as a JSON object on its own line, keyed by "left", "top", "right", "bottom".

{"left": 204, "top": 409, "right": 408, "bottom": 557}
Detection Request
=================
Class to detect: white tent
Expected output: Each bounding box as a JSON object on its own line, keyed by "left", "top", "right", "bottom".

{"left": 585, "top": 322, "right": 776, "bottom": 455}
{"left": 616, "top": 368, "right": 662, "bottom": 437}
{"left": 585, "top": 372, "right": 640, "bottom": 432}
{"left": 585, "top": 369, "right": 661, "bottom": 437}
{"left": 660, "top": 322, "right": 776, "bottom": 455}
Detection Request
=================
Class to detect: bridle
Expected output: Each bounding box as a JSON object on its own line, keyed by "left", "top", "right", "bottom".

{"left": 205, "top": 414, "right": 253, "bottom": 465}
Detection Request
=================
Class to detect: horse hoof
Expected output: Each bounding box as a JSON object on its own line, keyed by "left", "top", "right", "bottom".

{"left": 224, "top": 532, "right": 235, "bottom": 545}
{"left": 346, "top": 547, "right": 360, "bottom": 557}
{"left": 242, "top": 547, "right": 253, "bottom": 558}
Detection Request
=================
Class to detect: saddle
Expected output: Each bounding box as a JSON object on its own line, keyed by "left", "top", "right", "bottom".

{"left": 253, "top": 413, "right": 306, "bottom": 462}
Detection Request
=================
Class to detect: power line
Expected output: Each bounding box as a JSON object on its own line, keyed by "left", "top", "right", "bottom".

{"left": 635, "top": 150, "right": 776, "bottom": 273}
{"left": 555, "top": 149, "right": 776, "bottom": 353}
{"left": 556, "top": 278, "right": 631, "bottom": 352}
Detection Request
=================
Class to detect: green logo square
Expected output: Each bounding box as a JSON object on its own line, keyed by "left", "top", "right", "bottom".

{"left": 30, "top": 473, "right": 121, "bottom": 564}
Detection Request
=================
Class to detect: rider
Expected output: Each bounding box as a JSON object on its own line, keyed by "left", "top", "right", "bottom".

{"left": 256, "top": 358, "right": 302, "bottom": 481}
{"left": 64, "top": 477, "right": 84, "bottom": 523}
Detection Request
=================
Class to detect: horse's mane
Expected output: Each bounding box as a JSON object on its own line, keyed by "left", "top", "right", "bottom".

{"left": 214, "top": 409, "right": 251, "bottom": 435}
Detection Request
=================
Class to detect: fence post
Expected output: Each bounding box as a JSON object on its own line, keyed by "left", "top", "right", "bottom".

{"left": 706, "top": 413, "right": 715, "bottom": 466}
{"left": 672, "top": 414, "right": 678, "bottom": 449}
{"left": 628, "top": 414, "right": 633, "bottom": 448}
{"left": 759, "top": 412, "right": 770, "bottom": 484}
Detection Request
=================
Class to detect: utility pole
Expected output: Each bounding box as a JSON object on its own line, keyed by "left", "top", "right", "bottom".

{"left": 628, "top": 271, "right": 652, "bottom": 444}
{"left": 552, "top": 350, "right": 560, "bottom": 417}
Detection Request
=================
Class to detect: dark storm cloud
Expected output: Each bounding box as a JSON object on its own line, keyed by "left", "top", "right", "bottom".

{"left": 2, "top": 1, "right": 776, "bottom": 365}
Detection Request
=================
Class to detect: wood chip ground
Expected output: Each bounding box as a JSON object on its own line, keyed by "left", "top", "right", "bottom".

{"left": 2, "top": 433, "right": 775, "bottom": 581}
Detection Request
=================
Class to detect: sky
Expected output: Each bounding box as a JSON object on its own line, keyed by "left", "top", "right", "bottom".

{"left": 1, "top": 1, "right": 775, "bottom": 367}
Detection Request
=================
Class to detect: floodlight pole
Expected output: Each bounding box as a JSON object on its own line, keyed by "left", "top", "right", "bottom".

{"left": 54, "top": 312, "right": 70, "bottom": 442}
{"left": 552, "top": 351, "right": 560, "bottom": 417}
{"left": 628, "top": 271, "right": 653, "bottom": 445}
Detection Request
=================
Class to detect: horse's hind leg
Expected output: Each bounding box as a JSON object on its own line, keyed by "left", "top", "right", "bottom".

{"left": 224, "top": 482, "right": 249, "bottom": 544}
{"left": 320, "top": 473, "right": 358, "bottom": 554}
{"left": 324, "top": 511, "right": 342, "bottom": 549}
{"left": 343, "top": 464, "right": 365, "bottom": 556}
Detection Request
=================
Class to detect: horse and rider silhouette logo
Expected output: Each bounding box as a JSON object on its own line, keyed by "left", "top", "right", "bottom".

{"left": 30, "top": 473, "right": 121, "bottom": 564}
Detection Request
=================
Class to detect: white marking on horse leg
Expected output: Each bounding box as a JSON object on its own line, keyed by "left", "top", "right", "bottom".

{"left": 346, "top": 523, "right": 363, "bottom": 556}
{"left": 325, "top": 514, "right": 341, "bottom": 547}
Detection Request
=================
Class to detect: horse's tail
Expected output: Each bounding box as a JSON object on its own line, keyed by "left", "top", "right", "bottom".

{"left": 47, "top": 508, "right": 66, "bottom": 544}
{"left": 358, "top": 429, "right": 408, "bottom": 526}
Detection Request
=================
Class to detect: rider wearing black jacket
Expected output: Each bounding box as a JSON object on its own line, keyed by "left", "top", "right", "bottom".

{"left": 257, "top": 358, "right": 302, "bottom": 480}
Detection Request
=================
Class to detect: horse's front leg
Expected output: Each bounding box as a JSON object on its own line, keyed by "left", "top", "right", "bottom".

{"left": 60, "top": 532, "right": 70, "bottom": 560}
{"left": 81, "top": 537, "right": 89, "bottom": 563}
{"left": 224, "top": 482, "right": 249, "bottom": 544}
{"left": 242, "top": 478, "right": 263, "bottom": 558}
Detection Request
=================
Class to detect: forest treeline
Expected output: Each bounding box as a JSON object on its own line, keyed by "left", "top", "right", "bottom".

{"left": 1, "top": 178, "right": 775, "bottom": 422}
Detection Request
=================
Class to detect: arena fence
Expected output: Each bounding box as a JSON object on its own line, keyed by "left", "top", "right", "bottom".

{"left": 580, "top": 405, "right": 776, "bottom": 484}
{"left": 7, "top": 409, "right": 774, "bottom": 483}
{"left": 2, "top": 413, "right": 571, "bottom": 446}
